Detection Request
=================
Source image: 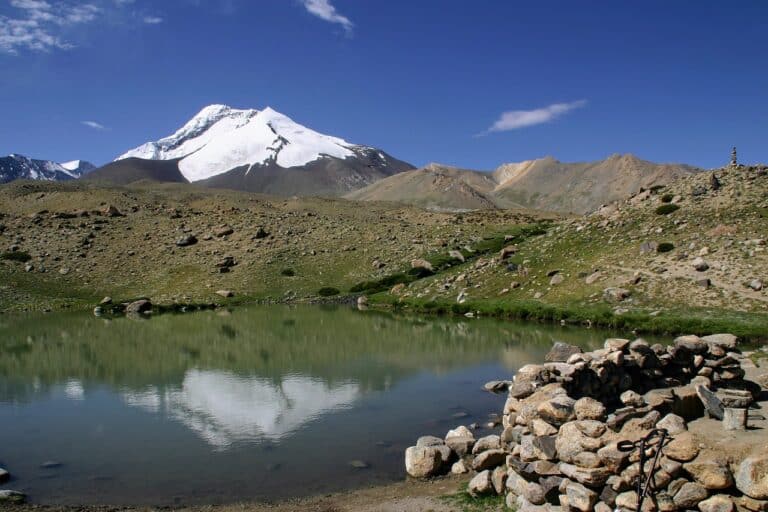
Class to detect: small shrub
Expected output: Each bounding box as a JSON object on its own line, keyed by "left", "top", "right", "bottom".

{"left": 661, "top": 194, "right": 674, "bottom": 203}
{"left": 1, "top": 251, "right": 31, "bottom": 262}
{"left": 650, "top": 184, "right": 666, "bottom": 192}
{"left": 280, "top": 268, "right": 295, "bottom": 277}
{"left": 655, "top": 203, "right": 680, "bottom": 215}
{"left": 657, "top": 242, "right": 675, "bottom": 253}
{"left": 317, "top": 287, "right": 340, "bottom": 297}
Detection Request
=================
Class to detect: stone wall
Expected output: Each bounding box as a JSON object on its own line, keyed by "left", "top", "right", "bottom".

{"left": 404, "top": 334, "right": 767, "bottom": 512}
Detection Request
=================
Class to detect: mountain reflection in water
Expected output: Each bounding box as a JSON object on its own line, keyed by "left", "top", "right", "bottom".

{"left": 123, "top": 371, "right": 360, "bottom": 448}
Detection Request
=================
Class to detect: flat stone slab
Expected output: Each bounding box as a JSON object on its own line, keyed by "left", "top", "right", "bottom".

{"left": 696, "top": 384, "right": 725, "bottom": 420}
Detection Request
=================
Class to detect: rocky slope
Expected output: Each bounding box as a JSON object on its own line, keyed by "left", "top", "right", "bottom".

{"left": 348, "top": 154, "right": 699, "bottom": 214}
{"left": 93, "top": 104, "right": 413, "bottom": 196}
{"left": 0, "top": 179, "right": 546, "bottom": 312}
{"left": 0, "top": 154, "right": 96, "bottom": 184}
{"left": 345, "top": 163, "right": 503, "bottom": 211}
{"left": 1, "top": 162, "right": 765, "bottom": 334}
{"left": 388, "top": 163, "right": 768, "bottom": 319}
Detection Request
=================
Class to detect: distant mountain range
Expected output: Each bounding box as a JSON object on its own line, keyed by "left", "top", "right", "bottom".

{"left": 2, "top": 104, "right": 702, "bottom": 213}
{"left": 347, "top": 155, "right": 701, "bottom": 213}
{"left": 89, "top": 104, "right": 413, "bottom": 196}
{"left": 0, "top": 154, "right": 95, "bottom": 184}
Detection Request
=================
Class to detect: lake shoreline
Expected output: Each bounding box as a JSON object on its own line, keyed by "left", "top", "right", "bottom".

{"left": 2, "top": 475, "right": 476, "bottom": 512}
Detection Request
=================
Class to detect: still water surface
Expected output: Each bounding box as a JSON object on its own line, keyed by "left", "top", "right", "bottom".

{"left": 1, "top": 305, "right": 623, "bottom": 505}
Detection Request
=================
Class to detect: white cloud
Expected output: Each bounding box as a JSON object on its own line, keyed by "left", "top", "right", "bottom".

{"left": 300, "top": 0, "right": 352, "bottom": 34}
{"left": 82, "top": 120, "right": 108, "bottom": 130}
{"left": 0, "top": 1, "right": 103, "bottom": 54}
{"left": 479, "top": 100, "right": 587, "bottom": 136}
{"left": 0, "top": 1, "right": 164, "bottom": 55}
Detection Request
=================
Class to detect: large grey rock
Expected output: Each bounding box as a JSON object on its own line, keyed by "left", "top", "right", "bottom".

{"left": 416, "top": 435, "right": 444, "bottom": 447}
{"left": 684, "top": 459, "right": 734, "bottom": 490}
{"left": 491, "top": 466, "right": 507, "bottom": 495}
{"left": 445, "top": 425, "right": 474, "bottom": 439}
{"left": 472, "top": 449, "right": 506, "bottom": 471}
{"left": 574, "top": 397, "right": 606, "bottom": 421}
{"left": 697, "top": 384, "right": 725, "bottom": 420}
{"left": 656, "top": 413, "right": 687, "bottom": 435}
{"left": 545, "top": 342, "right": 582, "bottom": 363}
{"left": 537, "top": 395, "right": 576, "bottom": 426}
{"left": 675, "top": 335, "right": 709, "bottom": 354}
{"left": 736, "top": 456, "right": 768, "bottom": 499}
{"left": 445, "top": 435, "right": 475, "bottom": 456}
{"left": 699, "top": 494, "right": 735, "bottom": 512}
{"left": 559, "top": 462, "right": 611, "bottom": 487}
{"left": 701, "top": 334, "right": 738, "bottom": 351}
{"left": 468, "top": 470, "right": 494, "bottom": 496}
{"left": 674, "top": 482, "right": 709, "bottom": 508}
{"left": 404, "top": 446, "right": 442, "bottom": 478}
{"left": 665, "top": 431, "right": 700, "bottom": 462}
{"left": 556, "top": 422, "right": 603, "bottom": 463}
{"left": 472, "top": 435, "right": 501, "bottom": 454}
{"left": 565, "top": 482, "right": 597, "bottom": 512}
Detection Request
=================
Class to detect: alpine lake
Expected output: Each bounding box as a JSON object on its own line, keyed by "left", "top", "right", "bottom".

{"left": 0, "top": 304, "right": 644, "bottom": 505}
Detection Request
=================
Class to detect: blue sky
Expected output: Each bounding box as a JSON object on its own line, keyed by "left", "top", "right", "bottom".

{"left": 1, "top": 0, "right": 766, "bottom": 170}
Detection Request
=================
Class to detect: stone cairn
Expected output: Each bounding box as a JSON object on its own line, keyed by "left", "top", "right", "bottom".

{"left": 404, "top": 334, "right": 767, "bottom": 512}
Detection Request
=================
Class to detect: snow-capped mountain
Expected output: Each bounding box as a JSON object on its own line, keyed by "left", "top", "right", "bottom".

{"left": 100, "top": 104, "right": 413, "bottom": 196}
{"left": 0, "top": 154, "right": 96, "bottom": 184}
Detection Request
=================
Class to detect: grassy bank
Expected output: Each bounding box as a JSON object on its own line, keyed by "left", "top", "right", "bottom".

{"left": 368, "top": 295, "right": 768, "bottom": 342}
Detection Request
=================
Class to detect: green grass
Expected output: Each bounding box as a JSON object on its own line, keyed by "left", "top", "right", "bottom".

{"left": 372, "top": 296, "right": 768, "bottom": 342}
{"left": 349, "top": 223, "right": 549, "bottom": 295}
{"left": 440, "top": 491, "right": 506, "bottom": 512}
{"left": 1, "top": 251, "right": 31, "bottom": 262}
{"left": 655, "top": 203, "right": 680, "bottom": 215}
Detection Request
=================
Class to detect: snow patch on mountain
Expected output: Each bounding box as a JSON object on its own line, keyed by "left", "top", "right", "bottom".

{"left": 117, "top": 105, "right": 360, "bottom": 182}
{"left": 0, "top": 154, "right": 96, "bottom": 184}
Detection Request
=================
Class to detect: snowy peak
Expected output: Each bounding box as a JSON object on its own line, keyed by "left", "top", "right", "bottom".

{"left": 0, "top": 154, "right": 96, "bottom": 184}
{"left": 116, "top": 104, "right": 364, "bottom": 183}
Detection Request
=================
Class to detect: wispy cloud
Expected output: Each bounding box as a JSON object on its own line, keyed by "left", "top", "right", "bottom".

{"left": 1, "top": 0, "right": 163, "bottom": 55}
{"left": 478, "top": 100, "right": 587, "bottom": 136}
{"left": 300, "top": 0, "right": 353, "bottom": 35}
{"left": 82, "top": 120, "right": 108, "bottom": 130}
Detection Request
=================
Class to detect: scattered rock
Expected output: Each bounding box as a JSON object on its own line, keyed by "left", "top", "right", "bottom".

{"left": 693, "top": 257, "right": 710, "bottom": 271}
{"left": 125, "top": 299, "right": 152, "bottom": 314}
{"left": 176, "top": 234, "right": 197, "bottom": 247}
{"left": 216, "top": 290, "right": 234, "bottom": 298}
{"left": 603, "top": 287, "right": 630, "bottom": 302}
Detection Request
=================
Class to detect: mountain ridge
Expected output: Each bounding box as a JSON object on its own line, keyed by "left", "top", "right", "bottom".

{"left": 97, "top": 104, "right": 414, "bottom": 196}
{"left": 347, "top": 154, "right": 701, "bottom": 213}
{"left": 0, "top": 154, "right": 96, "bottom": 184}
